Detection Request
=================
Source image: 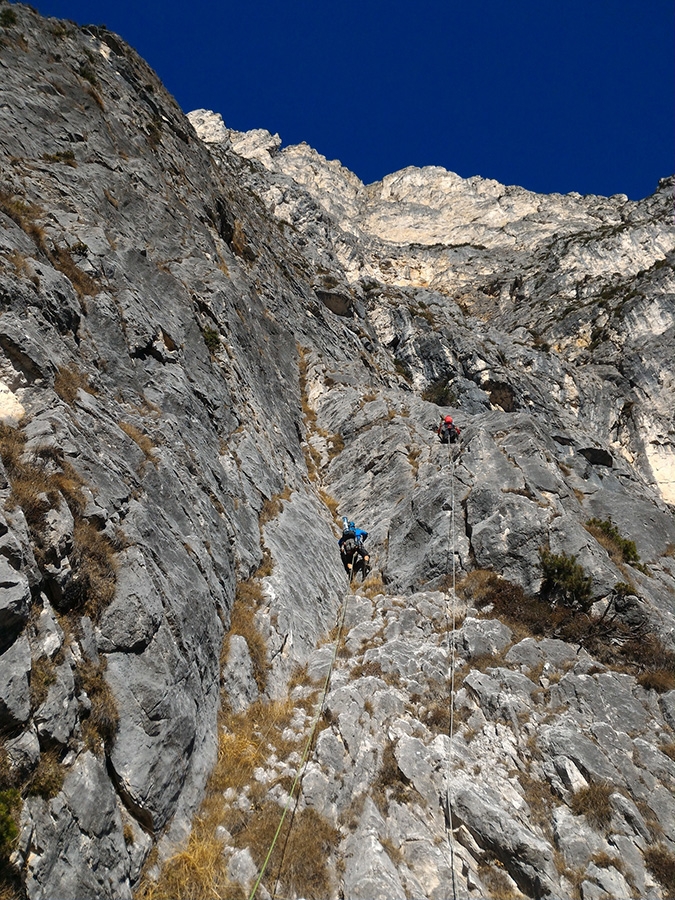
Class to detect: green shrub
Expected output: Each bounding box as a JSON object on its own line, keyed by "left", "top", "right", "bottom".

{"left": 0, "top": 9, "right": 17, "bottom": 27}
{"left": 422, "top": 377, "right": 456, "bottom": 406}
{"left": 0, "top": 789, "right": 20, "bottom": 858}
{"left": 202, "top": 326, "right": 220, "bottom": 354}
{"left": 586, "top": 517, "right": 640, "bottom": 565}
{"left": 539, "top": 549, "right": 593, "bottom": 611}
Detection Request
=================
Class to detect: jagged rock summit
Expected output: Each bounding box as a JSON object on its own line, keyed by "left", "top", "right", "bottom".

{"left": 0, "top": 7, "right": 674, "bottom": 900}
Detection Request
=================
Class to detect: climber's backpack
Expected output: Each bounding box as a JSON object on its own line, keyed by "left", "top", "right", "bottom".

{"left": 341, "top": 531, "right": 357, "bottom": 556}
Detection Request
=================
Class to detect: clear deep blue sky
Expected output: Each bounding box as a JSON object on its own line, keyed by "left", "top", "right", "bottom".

{"left": 32, "top": 0, "right": 673, "bottom": 199}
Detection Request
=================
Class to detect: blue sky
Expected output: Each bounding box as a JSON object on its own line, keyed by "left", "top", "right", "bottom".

{"left": 31, "top": 0, "right": 673, "bottom": 199}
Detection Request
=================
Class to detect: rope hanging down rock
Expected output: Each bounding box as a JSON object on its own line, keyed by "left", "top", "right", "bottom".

{"left": 248, "top": 586, "right": 351, "bottom": 900}
{"left": 444, "top": 442, "right": 460, "bottom": 900}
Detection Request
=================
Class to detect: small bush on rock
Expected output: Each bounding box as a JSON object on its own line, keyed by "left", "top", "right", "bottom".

{"left": 202, "top": 326, "right": 220, "bottom": 354}
{"left": 27, "top": 750, "right": 63, "bottom": 800}
{"left": 585, "top": 517, "right": 643, "bottom": 568}
{"left": 422, "top": 377, "right": 456, "bottom": 406}
{"left": 0, "top": 789, "right": 20, "bottom": 858}
{"left": 0, "top": 9, "right": 18, "bottom": 27}
{"left": 569, "top": 782, "right": 613, "bottom": 830}
{"left": 644, "top": 844, "right": 675, "bottom": 897}
{"left": 539, "top": 549, "right": 593, "bottom": 611}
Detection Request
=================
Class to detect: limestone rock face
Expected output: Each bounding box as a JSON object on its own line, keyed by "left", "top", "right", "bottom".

{"left": 0, "top": 5, "right": 673, "bottom": 899}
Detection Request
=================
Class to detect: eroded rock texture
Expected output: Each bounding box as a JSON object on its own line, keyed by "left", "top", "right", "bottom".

{"left": 0, "top": 6, "right": 673, "bottom": 899}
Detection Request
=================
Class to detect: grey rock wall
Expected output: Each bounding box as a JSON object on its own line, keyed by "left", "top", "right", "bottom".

{"left": 0, "top": 6, "right": 673, "bottom": 899}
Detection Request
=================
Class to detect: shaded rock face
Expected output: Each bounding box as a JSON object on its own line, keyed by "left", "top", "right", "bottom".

{"left": 0, "top": 7, "right": 672, "bottom": 900}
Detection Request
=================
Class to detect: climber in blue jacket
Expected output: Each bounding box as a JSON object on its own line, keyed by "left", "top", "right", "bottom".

{"left": 338, "top": 519, "right": 369, "bottom": 575}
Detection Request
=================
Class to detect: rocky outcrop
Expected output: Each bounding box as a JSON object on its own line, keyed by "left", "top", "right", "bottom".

{"left": 0, "top": 6, "right": 673, "bottom": 899}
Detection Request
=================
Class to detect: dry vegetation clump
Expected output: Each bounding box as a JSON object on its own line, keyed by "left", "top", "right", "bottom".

{"left": 463, "top": 568, "right": 675, "bottom": 684}
{"left": 67, "top": 519, "right": 118, "bottom": 621}
{"left": 317, "top": 488, "right": 339, "bottom": 523}
{"left": 326, "top": 432, "right": 345, "bottom": 460}
{"left": 372, "top": 740, "right": 412, "bottom": 813}
{"left": 136, "top": 824, "right": 243, "bottom": 900}
{"left": 259, "top": 486, "right": 292, "bottom": 527}
{"left": 54, "top": 363, "right": 96, "bottom": 405}
{"left": 0, "top": 188, "right": 47, "bottom": 250}
{"left": 0, "top": 424, "right": 119, "bottom": 620}
{"left": 518, "top": 770, "right": 557, "bottom": 837}
{"left": 26, "top": 749, "right": 64, "bottom": 800}
{"left": 241, "top": 803, "right": 338, "bottom": 900}
{"left": 147, "top": 694, "right": 327, "bottom": 900}
{"left": 76, "top": 658, "right": 119, "bottom": 751}
{"left": 350, "top": 659, "right": 384, "bottom": 680}
{"left": 659, "top": 742, "right": 675, "bottom": 762}
{"left": 569, "top": 782, "right": 613, "bottom": 830}
{"left": 477, "top": 862, "right": 520, "bottom": 900}
{"left": 119, "top": 421, "right": 157, "bottom": 467}
{"left": 359, "top": 572, "right": 385, "bottom": 599}
{"left": 28, "top": 656, "right": 57, "bottom": 708}
{"left": 0, "top": 190, "right": 98, "bottom": 297}
{"left": 644, "top": 844, "right": 675, "bottom": 898}
{"left": 50, "top": 246, "right": 98, "bottom": 298}
{"left": 225, "top": 580, "right": 268, "bottom": 693}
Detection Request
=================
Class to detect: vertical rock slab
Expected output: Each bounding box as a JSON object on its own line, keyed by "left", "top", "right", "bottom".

{"left": 24, "top": 752, "right": 132, "bottom": 900}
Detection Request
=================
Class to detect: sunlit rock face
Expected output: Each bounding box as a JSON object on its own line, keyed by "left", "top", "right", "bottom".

{"left": 194, "top": 118, "right": 675, "bottom": 506}
{"left": 0, "top": 6, "right": 674, "bottom": 899}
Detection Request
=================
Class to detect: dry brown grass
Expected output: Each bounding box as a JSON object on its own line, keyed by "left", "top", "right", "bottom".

{"left": 137, "top": 825, "right": 243, "bottom": 900}
{"left": 226, "top": 580, "right": 268, "bottom": 693}
{"left": 350, "top": 659, "right": 384, "bottom": 680}
{"left": 318, "top": 488, "right": 339, "bottom": 523}
{"left": 569, "top": 782, "right": 613, "bottom": 830}
{"left": 0, "top": 424, "right": 118, "bottom": 619}
{"left": 326, "top": 433, "right": 344, "bottom": 460}
{"left": 54, "top": 364, "right": 96, "bottom": 404}
{"left": 43, "top": 150, "right": 77, "bottom": 168}
{"left": 644, "top": 844, "right": 675, "bottom": 897}
{"left": 478, "top": 862, "right": 519, "bottom": 900}
{"left": 259, "top": 487, "right": 292, "bottom": 526}
{"left": 359, "top": 572, "right": 385, "bottom": 599}
{"left": 372, "top": 740, "right": 413, "bottom": 813}
{"left": 0, "top": 189, "right": 47, "bottom": 251}
{"left": 591, "top": 851, "right": 625, "bottom": 872}
{"left": 119, "top": 421, "right": 156, "bottom": 466}
{"left": 519, "top": 770, "right": 556, "bottom": 837}
{"left": 67, "top": 519, "right": 118, "bottom": 620}
{"left": 239, "top": 803, "right": 338, "bottom": 900}
{"left": 76, "top": 658, "right": 119, "bottom": 751}
{"left": 26, "top": 750, "right": 63, "bottom": 800}
{"left": 638, "top": 666, "right": 675, "bottom": 693}
{"left": 50, "top": 246, "right": 99, "bottom": 298}
{"left": 659, "top": 742, "right": 675, "bottom": 762}
{"left": 29, "top": 656, "right": 57, "bottom": 709}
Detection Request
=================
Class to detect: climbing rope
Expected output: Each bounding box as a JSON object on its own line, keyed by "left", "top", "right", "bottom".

{"left": 443, "top": 441, "right": 460, "bottom": 900}
{"left": 247, "top": 587, "right": 351, "bottom": 900}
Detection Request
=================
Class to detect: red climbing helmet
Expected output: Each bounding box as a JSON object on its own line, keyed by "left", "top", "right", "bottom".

{"left": 444, "top": 416, "right": 453, "bottom": 424}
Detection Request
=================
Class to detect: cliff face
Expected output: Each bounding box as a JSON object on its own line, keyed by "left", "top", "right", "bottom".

{"left": 0, "top": 6, "right": 674, "bottom": 900}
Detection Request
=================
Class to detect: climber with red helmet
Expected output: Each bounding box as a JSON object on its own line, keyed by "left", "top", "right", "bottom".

{"left": 437, "top": 414, "right": 461, "bottom": 444}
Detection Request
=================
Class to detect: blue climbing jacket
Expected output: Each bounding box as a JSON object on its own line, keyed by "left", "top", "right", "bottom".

{"left": 338, "top": 526, "right": 368, "bottom": 549}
